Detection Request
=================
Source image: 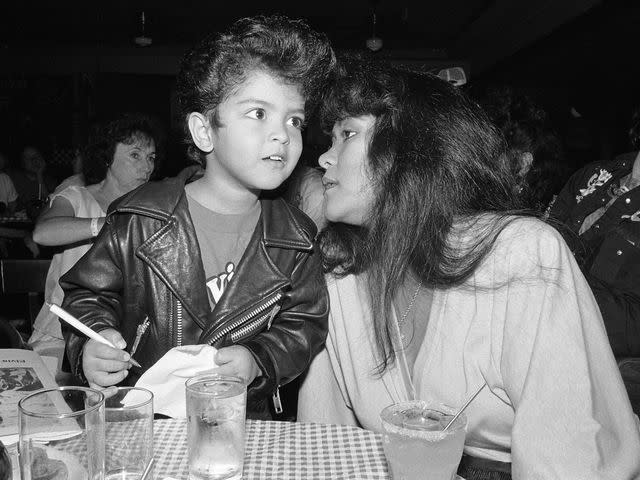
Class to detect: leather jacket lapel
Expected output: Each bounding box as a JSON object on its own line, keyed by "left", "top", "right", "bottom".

{"left": 136, "top": 199, "right": 210, "bottom": 330}
{"left": 199, "top": 214, "right": 289, "bottom": 343}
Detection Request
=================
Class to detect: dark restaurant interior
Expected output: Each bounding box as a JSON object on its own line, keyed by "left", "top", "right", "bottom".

{"left": 1, "top": 0, "right": 639, "bottom": 360}
{"left": 2, "top": 0, "right": 639, "bottom": 179}
{"left": 2, "top": 1, "right": 640, "bottom": 478}
{"left": 1, "top": 0, "right": 639, "bottom": 362}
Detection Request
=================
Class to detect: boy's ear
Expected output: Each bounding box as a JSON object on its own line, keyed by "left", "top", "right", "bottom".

{"left": 187, "top": 112, "right": 215, "bottom": 153}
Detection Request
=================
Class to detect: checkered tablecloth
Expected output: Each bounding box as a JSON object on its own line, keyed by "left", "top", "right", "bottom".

{"left": 154, "top": 418, "right": 390, "bottom": 479}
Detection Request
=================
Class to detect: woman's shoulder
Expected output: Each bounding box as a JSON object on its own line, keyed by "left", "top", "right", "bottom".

{"left": 491, "top": 216, "right": 569, "bottom": 269}
{"left": 51, "top": 184, "right": 91, "bottom": 203}
{"left": 499, "top": 216, "right": 563, "bottom": 243}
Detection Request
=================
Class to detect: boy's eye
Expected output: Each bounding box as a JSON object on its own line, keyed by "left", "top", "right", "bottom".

{"left": 247, "top": 108, "right": 266, "bottom": 120}
{"left": 288, "top": 117, "right": 305, "bottom": 130}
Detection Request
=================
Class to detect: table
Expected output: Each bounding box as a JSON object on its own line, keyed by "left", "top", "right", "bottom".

{"left": 154, "top": 418, "right": 390, "bottom": 479}
{"left": 0, "top": 211, "right": 32, "bottom": 230}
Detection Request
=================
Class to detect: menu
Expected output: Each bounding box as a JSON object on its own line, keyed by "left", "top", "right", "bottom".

{"left": 0, "top": 349, "right": 60, "bottom": 446}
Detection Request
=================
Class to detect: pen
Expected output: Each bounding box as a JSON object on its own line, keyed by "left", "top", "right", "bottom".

{"left": 48, "top": 303, "right": 142, "bottom": 368}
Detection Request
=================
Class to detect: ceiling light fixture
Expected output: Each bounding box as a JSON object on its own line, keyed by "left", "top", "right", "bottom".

{"left": 366, "top": 12, "right": 383, "bottom": 52}
{"left": 134, "top": 11, "right": 153, "bottom": 47}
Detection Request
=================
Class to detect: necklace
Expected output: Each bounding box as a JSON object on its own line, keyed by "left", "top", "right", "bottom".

{"left": 397, "top": 280, "right": 422, "bottom": 342}
{"left": 393, "top": 279, "right": 423, "bottom": 401}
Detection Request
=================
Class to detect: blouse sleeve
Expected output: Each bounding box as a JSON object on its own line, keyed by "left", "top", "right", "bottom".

{"left": 49, "top": 186, "right": 83, "bottom": 214}
{"left": 497, "top": 220, "right": 640, "bottom": 478}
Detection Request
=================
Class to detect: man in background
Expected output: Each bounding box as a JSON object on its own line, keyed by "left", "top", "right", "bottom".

{"left": 548, "top": 106, "right": 640, "bottom": 414}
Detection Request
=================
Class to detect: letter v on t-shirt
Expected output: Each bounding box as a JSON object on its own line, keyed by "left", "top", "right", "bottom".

{"left": 186, "top": 193, "right": 261, "bottom": 310}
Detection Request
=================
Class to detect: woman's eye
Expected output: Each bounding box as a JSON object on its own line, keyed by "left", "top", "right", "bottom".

{"left": 288, "top": 117, "right": 305, "bottom": 130}
{"left": 248, "top": 108, "right": 266, "bottom": 120}
{"left": 131, "top": 152, "right": 140, "bottom": 160}
{"left": 342, "top": 130, "right": 356, "bottom": 140}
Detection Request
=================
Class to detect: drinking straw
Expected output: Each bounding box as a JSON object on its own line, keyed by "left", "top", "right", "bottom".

{"left": 140, "top": 457, "right": 155, "bottom": 480}
{"left": 443, "top": 382, "right": 487, "bottom": 431}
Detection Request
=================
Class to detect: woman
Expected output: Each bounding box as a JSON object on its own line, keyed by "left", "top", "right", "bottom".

{"left": 297, "top": 58, "right": 640, "bottom": 479}
{"left": 29, "top": 113, "right": 161, "bottom": 376}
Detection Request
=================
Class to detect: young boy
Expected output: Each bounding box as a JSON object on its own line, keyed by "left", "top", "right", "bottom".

{"left": 61, "top": 15, "right": 334, "bottom": 418}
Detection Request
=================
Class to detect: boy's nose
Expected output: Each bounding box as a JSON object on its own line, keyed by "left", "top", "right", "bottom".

{"left": 271, "top": 123, "right": 290, "bottom": 144}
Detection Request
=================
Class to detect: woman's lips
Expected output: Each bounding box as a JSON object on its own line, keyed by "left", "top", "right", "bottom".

{"left": 322, "top": 176, "right": 337, "bottom": 190}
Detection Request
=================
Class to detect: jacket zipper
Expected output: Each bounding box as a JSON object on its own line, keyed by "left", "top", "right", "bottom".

{"left": 272, "top": 385, "right": 283, "bottom": 414}
{"left": 176, "top": 300, "right": 184, "bottom": 346}
{"left": 229, "top": 303, "right": 281, "bottom": 343}
{"left": 129, "top": 316, "right": 150, "bottom": 357}
{"left": 208, "top": 293, "right": 282, "bottom": 346}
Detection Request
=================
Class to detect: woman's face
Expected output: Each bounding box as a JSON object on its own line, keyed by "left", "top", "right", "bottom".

{"left": 318, "top": 115, "right": 376, "bottom": 226}
{"left": 109, "top": 135, "right": 156, "bottom": 191}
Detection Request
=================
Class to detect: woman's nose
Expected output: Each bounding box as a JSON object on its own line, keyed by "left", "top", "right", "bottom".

{"left": 318, "top": 148, "right": 335, "bottom": 169}
{"left": 143, "top": 156, "right": 154, "bottom": 174}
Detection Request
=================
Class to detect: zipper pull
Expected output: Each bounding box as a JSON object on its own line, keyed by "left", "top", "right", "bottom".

{"left": 266, "top": 304, "right": 281, "bottom": 330}
{"left": 130, "top": 316, "right": 150, "bottom": 357}
{"left": 272, "top": 386, "right": 283, "bottom": 414}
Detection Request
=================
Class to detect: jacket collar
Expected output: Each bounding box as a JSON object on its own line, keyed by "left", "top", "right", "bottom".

{"left": 113, "top": 166, "right": 315, "bottom": 251}
{"left": 261, "top": 199, "right": 314, "bottom": 251}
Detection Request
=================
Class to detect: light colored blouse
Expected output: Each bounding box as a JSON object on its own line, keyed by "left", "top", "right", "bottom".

{"left": 298, "top": 217, "right": 640, "bottom": 479}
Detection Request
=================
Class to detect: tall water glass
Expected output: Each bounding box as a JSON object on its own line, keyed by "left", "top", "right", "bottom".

{"left": 186, "top": 374, "right": 247, "bottom": 480}
{"left": 105, "top": 387, "right": 154, "bottom": 480}
{"left": 381, "top": 400, "right": 466, "bottom": 480}
{"left": 18, "top": 387, "right": 105, "bottom": 480}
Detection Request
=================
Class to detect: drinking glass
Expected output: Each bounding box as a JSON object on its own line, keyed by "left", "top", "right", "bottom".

{"left": 105, "top": 387, "right": 154, "bottom": 480}
{"left": 380, "top": 400, "right": 466, "bottom": 480}
{"left": 185, "top": 374, "right": 247, "bottom": 480}
{"left": 18, "top": 386, "right": 105, "bottom": 480}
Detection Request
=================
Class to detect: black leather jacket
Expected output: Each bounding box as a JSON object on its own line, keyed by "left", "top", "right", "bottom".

{"left": 548, "top": 152, "right": 640, "bottom": 357}
{"left": 61, "top": 168, "right": 329, "bottom": 414}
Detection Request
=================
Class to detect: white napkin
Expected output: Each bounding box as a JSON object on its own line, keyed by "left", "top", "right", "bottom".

{"left": 124, "top": 344, "right": 218, "bottom": 418}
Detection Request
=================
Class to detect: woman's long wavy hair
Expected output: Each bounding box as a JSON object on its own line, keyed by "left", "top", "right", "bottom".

{"left": 318, "top": 56, "right": 528, "bottom": 373}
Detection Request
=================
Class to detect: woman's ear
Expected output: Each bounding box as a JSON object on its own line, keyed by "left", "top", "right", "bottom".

{"left": 187, "top": 113, "right": 214, "bottom": 153}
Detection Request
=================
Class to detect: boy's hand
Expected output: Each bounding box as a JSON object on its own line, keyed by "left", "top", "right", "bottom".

{"left": 214, "top": 346, "right": 261, "bottom": 385}
{"left": 82, "top": 328, "right": 130, "bottom": 389}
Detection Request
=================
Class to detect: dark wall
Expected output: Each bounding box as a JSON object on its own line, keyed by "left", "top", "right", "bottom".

{"left": 0, "top": 72, "right": 188, "bottom": 181}
{"left": 476, "top": 0, "right": 640, "bottom": 171}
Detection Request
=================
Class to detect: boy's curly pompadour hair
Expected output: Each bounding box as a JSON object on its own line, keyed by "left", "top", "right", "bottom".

{"left": 176, "top": 15, "right": 336, "bottom": 165}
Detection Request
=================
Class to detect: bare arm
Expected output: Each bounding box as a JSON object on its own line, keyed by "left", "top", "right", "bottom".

{"left": 32, "top": 196, "right": 104, "bottom": 246}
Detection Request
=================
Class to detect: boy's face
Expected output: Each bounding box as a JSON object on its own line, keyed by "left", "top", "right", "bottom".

{"left": 207, "top": 70, "right": 305, "bottom": 192}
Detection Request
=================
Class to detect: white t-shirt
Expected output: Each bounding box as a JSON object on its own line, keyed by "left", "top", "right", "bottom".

{"left": 28, "top": 186, "right": 104, "bottom": 371}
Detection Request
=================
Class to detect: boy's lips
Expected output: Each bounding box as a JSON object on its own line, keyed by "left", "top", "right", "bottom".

{"left": 262, "top": 154, "right": 285, "bottom": 162}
